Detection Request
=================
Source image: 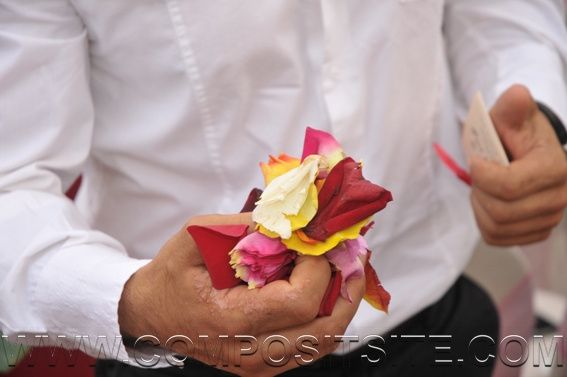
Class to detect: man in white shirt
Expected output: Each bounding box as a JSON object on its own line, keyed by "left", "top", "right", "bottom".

{"left": 1, "top": 1, "right": 567, "bottom": 376}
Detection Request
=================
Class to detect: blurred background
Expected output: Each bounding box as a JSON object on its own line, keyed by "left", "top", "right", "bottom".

{"left": 467, "top": 219, "right": 567, "bottom": 377}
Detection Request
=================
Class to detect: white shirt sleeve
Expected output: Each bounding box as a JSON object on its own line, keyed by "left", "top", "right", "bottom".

{"left": 0, "top": 1, "right": 150, "bottom": 362}
{"left": 444, "top": 0, "right": 567, "bottom": 126}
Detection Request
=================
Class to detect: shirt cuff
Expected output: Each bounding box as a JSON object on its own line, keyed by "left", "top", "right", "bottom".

{"left": 31, "top": 244, "right": 150, "bottom": 364}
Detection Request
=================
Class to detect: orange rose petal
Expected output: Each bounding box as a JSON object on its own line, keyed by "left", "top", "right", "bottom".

{"left": 260, "top": 153, "right": 300, "bottom": 185}
{"left": 315, "top": 178, "right": 325, "bottom": 192}
{"left": 278, "top": 154, "right": 298, "bottom": 163}
{"left": 363, "top": 253, "right": 390, "bottom": 313}
{"left": 295, "top": 229, "right": 318, "bottom": 245}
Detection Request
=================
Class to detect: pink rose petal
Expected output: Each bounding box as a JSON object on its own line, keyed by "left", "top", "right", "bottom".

{"left": 230, "top": 232, "right": 296, "bottom": 288}
{"left": 325, "top": 236, "right": 368, "bottom": 302}
{"left": 301, "top": 127, "right": 345, "bottom": 164}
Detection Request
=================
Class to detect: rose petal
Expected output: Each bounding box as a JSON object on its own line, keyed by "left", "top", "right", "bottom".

{"left": 363, "top": 251, "right": 391, "bottom": 313}
{"left": 240, "top": 188, "right": 263, "bottom": 213}
{"left": 234, "top": 231, "right": 288, "bottom": 256}
{"left": 186, "top": 224, "right": 249, "bottom": 290}
{"left": 360, "top": 221, "right": 375, "bottom": 236}
{"left": 253, "top": 155, "right": 320, "bottom": 239}
{"left": 301, "top": 127, "right": 345, "bottom": 169}
{"left": 229, "top": 231, "right": 296, "bottom": 289}
{"left": 325, "top": 237, "right": 368, "bottom": 302}
{"left": 282, "top": 218, "right": 368, "bottom": 256}
{"left": 304, "top": 157, "right": 393, "bottom": 241}
{"left": 318, "top": 271, "right": 343, "bottom": 317}
{"left": 260, "top": 154, "right": 300, "bottom": 185}
{"left": 286, "top": 182, "right": 318, "bottom": 231}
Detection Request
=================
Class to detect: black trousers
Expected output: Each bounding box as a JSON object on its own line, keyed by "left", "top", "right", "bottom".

{"left": 96, "top": 276, "right": 499, "bottom": 377}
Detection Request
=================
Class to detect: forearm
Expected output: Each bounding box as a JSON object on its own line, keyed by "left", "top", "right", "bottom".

{"left": 445, "top": 0, "right": 567, "bottom": 124}
{"left": 0, "top": 1, "right": 151, "bottom": 360}
{"left": 0, "top": 189, "right": 150, "bottom": 360}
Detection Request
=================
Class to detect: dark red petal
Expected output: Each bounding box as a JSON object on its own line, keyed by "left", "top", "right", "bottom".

{"left": 317, "top": 157, "right": 348, "bottom": 209}
{"left": 322, "top": 191, "right": 392, "bottom": 237}
{"left": 318, "top": 271, "right": 343, "bottom": 317}
{"left": 186, "top": 224, "right": 248, "bottom": 290}
{"left": 360, "top": 221, "right": 375, "bottom": 236}
{"left": 240, "top": 188, "right": 263, "bottom": 213}
{"left": 305, "top": 158, "right": 393, "bottom": 241}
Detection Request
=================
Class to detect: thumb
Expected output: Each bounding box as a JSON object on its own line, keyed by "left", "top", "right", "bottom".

{"left": 469, "top": 155, "right": 507, "bottom": 194}
{"left": 490, "top": 84, "right": 538, "bottom": 158}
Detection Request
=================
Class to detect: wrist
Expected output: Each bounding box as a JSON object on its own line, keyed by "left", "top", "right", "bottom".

{"left": 118, "top": 263, "right": 158, "bottom": 342}
{"left": 536, "top": 101, "right": 567, "bottom": 147}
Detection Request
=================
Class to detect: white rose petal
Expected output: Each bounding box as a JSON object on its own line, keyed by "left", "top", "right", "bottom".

{"left": 253, "top": 155, "right": 320, "bottom": 239}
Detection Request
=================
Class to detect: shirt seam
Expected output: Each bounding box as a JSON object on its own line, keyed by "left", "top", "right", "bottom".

{"left": 164, "top": 0, "right": 234, "bottom": 206}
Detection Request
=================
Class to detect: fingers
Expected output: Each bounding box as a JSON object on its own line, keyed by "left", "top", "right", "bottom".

{"left": 174, "top": 214, "right": 332, "bottom": 336}
{"left": 258, "top": 255, "right": 332, "bottom": 327}
{"left": 273, "top": 275, "right": 366, "bottom": 357}
{"left": 222, "top": 255, "right": 332, "bottom": 335}
{"left": 287, "top": 255, "right": 333, "bottom": 307}
{"left": 199, "top": 256, "right": 332, "bottom": 336}
{"left": 471, "top": 193, "right": 561, "bottom": 246}
{"left": 187, "top": 212, "right": 255, "bottom": 230}
{"left": 266, "top": 270, "right": 366, "bottom": 355}
{"left": 229, "top": 275, "right": 366, "bottom": 375}
{"left": 470, "top": 153, "right": 567, "bottom": 201}
{"left": 470, "top": 85, "right": 567, "bottom": 246}
{"left": 471, "top": 185, "right": 567, "bottom": 223}
{"left": 178, "top": 274, "right": 366, "bottom": 376}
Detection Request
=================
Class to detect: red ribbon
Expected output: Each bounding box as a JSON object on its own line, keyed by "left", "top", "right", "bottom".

{"left": 433, "top": 143, "right": 472, "bottom": 186}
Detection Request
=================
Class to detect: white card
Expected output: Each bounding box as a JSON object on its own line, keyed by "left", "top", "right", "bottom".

{"left": 462, "top": 92, "right": 510, "bottom": 166}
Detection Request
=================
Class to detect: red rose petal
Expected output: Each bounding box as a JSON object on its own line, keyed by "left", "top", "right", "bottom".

{"left": 186, "top": 224, "right": 249, "bottom": 290}
{"left": 305, "top": 157, "right": 393, "bottom": 241}
{"left": 318, "top": 271, "right": 343, "bottom": 317}
{"left": 240, "top": 188, "right": 263, "bottom": 213}
{"left": 360, "top": 221, "right": 375, "bottom": 236}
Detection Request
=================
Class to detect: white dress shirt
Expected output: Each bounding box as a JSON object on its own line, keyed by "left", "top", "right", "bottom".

{"left": 1, "top": 0, "right": 567, "bottom": 363}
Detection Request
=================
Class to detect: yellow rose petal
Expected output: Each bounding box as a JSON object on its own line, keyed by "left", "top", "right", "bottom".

{"left": 287, "top": 183, "right": 318, "bottom": 231}
{"left": 282, "top": 218, "right": 370, "bottom": 256}
{"left": 258, "top": 225, "right": 280, "bottom": 239}
{"left": 260, "top": 154, "right": 300, "bottom": 185}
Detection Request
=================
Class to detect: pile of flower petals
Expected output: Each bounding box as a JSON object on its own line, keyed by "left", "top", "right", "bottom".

{"left": 187, "top": 127, "right": 392, "bottom": 315}
{"left": 233, "top": 127, "right": 393, "bottom": 312}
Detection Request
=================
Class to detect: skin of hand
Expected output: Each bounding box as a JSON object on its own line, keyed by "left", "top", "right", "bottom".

{"left": 118, "top": 213, "right": 366, "bottom": 376}
{"left": 470, "top": 84, "right": 567, "bottom": 246}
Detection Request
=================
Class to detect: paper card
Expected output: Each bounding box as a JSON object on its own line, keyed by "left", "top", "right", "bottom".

{"left": 462, "top": 92, "right": 510, "bottom": 166}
